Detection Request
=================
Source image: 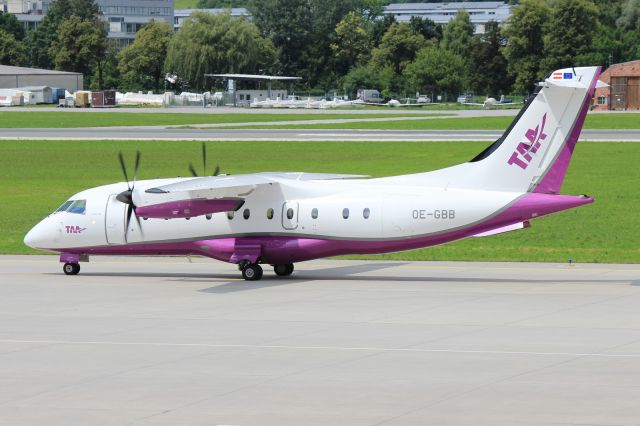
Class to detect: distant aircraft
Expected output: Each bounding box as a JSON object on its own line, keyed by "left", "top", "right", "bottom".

{"left": 25, "top": 67, "right": 602, "bottom": 281}
{"left": 462, "top": 94, "right": 524, "bottom": 109}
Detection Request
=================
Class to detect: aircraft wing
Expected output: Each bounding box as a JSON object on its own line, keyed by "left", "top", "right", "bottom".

{"left": 135, "top": 172, "right": 368, "bottom": 218}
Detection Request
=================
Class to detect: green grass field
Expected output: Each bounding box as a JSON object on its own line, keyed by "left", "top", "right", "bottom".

{"left": 0, "top": 112, "right": 426, "bottom": 128}
{"left": 228, "top": 113, "right": 640, "bottom": 130}
{"left": 1, "top": 140, "right": 637, "bottom": 263}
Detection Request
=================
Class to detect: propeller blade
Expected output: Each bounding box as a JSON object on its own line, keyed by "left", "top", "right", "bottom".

{"left": 118, "top": 151, "right": 130, "bottom": 190}
{"left": 124, "top": 204, "right": 133, "bottom": 243}
{"left": 189, "top": 163, "right": 198, "bottom": 177}
{"left": 213, "top": 164, "right": 220, "bottom": 176}
{"left": 201, "top": 142, "right": 207, "bottom": 176}
{"left": 133, "top": 150, "right": 141, "bottom": 187}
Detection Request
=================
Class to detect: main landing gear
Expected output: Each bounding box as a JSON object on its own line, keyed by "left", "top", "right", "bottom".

{"left": 238, "top": 262, "right": 294, "bottom": 281}
{"left": 63, "top": 262, "right": 80, "bottom": 275}
{"left": 274, "top": 263, "right": 294, "bottom": 277}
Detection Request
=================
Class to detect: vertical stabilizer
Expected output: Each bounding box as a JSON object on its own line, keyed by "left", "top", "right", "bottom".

{"left": 463, "top": 66, "right": 601, "bottom": 193}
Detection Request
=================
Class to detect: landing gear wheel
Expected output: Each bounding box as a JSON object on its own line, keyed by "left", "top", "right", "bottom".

{"left": 242, "top": 263, "right": 263, "bottom": 281}
{"left": 274, "top": 263, "right": 294, "bottom": 277}
{"left": 63, "top": 262, "right": 80, "bottom": 275}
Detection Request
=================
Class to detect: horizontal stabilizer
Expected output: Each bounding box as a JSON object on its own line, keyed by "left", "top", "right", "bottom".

{"left": 471, "top": 221, "right": 530, "bottom": 238}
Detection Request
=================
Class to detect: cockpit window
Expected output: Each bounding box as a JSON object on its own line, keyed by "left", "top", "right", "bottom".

{"left": 55, "top": 199, "right": 86, "bottom": 214}
{"left": 55, "top": 201, "right": 73, "bottom": 213}
{"left": 67, "top": 200, "right": 86, "bottom": 214}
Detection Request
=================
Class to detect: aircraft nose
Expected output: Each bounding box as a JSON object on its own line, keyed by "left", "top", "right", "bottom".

{"left": 24, "top": 222, "right": 48, "bottom": 249}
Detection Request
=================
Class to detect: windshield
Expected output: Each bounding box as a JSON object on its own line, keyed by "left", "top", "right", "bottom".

{"left": 54, "top": 199, "right": 86, "bottom": 215}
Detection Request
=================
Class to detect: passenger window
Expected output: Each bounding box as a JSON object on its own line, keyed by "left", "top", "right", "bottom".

{"left": 243, "top": 209, "right": 250, "bottom": 220}
{"left": 67, "top": 199, "right": 86, "bottom": 214}
{"left": 342, "top": 208, "right": 349, "bottom": 219}
{"left": 311, "top": 208, "right": 318, "bottom": 219}
{"left": 286, "top": 208, "right": 294, "bottom": 220}
{"left": 267, "top": 208, "right": 274, "bottom": 219}
{"left": 227, "top": 211, "right": 234, "bottom": 220}
{"left": 363, "top": 208, "right": 370, "bottom": 219}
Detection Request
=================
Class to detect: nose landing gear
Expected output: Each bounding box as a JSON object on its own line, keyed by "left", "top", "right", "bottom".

{"left": 241, "top": 263, "right": 263, "bottom": 281}
{"left": 63, "top": 262, "right": 80, "bottom": 275}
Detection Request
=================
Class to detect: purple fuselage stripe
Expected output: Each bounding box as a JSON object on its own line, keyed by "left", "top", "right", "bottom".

{"left": 56, "top": 193, "right": 593, "bottom": 264}
{"left": 534, "top": 67, "right": 602, "bottom": 194}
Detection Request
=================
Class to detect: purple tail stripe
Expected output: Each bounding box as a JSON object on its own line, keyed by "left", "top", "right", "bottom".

{"left": 534, "top": 67, "right": 602, "bottom": 194}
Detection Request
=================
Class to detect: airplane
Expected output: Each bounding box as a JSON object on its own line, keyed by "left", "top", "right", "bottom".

{"left": 25, "top": 66, "right": 602, "bottom": 281}
{"left": 461, "top": 94, "right": 524, "bottom": 108}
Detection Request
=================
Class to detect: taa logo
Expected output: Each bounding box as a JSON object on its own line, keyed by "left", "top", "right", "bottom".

{"left": 65, "top": 225, "right": 86, "bottom": 234}
{"left": 507, "top": 113, "right": 548, "bottom": 170}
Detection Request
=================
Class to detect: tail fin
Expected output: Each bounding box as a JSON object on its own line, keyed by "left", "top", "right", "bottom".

{"left": 465, "top": 66, "right": 601, "bottom": 194}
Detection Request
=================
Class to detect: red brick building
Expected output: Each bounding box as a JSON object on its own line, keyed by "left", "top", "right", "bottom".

{"left": 593, "top": 60, "right": 640, "bottom": 110}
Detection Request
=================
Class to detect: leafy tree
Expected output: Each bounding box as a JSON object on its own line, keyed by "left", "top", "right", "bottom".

{"left": 341, "top": 64, "right": 381, "bottom": 97}
{"left": 0, "top": 29, "right": 27, "bottom": 66}
{"left": 118, "top": 20, "right": 173, "bottom": 92}
{"left": 0, "top": 11, "right": 25, "bottom": 40}
{"left": 248, "top": 0, "right": 367, "bottom": 87}
{"left": 95, "top": 40, "right": 120, "bottom": 90}
{"left": 441, "top": 9, "right": 474, "bottom": 58}
{"left": 25, "top": 0, "right": 101, "bottom": 69}
{"left": 617, "top": 0, "right": 640, "bottom": 29}
{"left": 370, "top": 22, "right": 430, "bottom": 74}
{"left": 370, "top": 14, "right": 396, "bottom": 47}
{"left": 49, "top": 16, "right": 107, "bottom": 88}
{"left": 165, "top": 12, "right": 277, "bottom": 91}
{"left": 405, "top": 46, "right": 468, "bottom": 101}
{"left": 331, "top": 11, "right": 372, "bottom": 75}
{"left": 470, "top": 20, "right": 511, "bottom": 96}
{"left": 409, "top": 16, "right": 442, "bottom": 43}
{"left": 542, "top": 0, "right": 599, "bottom": 71}
{"left": 502, "top": 0, "right": 551, "bottom": 94}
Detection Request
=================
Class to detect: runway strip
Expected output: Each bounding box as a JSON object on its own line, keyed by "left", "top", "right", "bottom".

{"left": 1, "top": 255, "right": 639, "bottom": 425}
{"left": 1, "top": 127, "right": 639, "bottom": 141}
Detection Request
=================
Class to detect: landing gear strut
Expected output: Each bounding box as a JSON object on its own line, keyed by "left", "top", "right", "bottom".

{"left": 241, "top": 263, "right": 263, "bottom": 281}
{"left": 63, "top": 262, "right": 80, "bottom": 275}
{"left": 274, "top": 263, "right": 294, "bottom": 277}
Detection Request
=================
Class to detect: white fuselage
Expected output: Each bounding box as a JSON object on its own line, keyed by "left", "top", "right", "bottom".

{"left": 26, "top": 175, "right": 521, "bottom": 251}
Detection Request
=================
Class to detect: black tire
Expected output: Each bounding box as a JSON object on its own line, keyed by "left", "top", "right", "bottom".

{"left": 242, "top": 263, "right": 263, "bottom": 281}
{"left": 63, "top": 262, "right": 80, "bottom": 275}
{"left": 274, "top": 263, "right": 294, "bottom": 277}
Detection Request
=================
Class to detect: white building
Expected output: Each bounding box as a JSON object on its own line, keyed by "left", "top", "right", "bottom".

{"left": 173, "top": 8, "right": 250, "bottom": 30}
{"left": 1, "top": 0, "right": 173, "bottom": 45}
{"left": 384, "top": 2, "right": 512, "bottom": 33}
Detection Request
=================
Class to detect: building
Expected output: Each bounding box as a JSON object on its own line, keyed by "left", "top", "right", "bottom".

{"left": 593, "top": 60, "right": 640, "bottom": 111}
{"left": 174, "top": 8, "right": 250, "bottom": 30}
{"left": 2, "top": 0, "right": 173, "bottom": 46}
{"left": 0, "top": 64, "right": 83, "bottom": 91}
{"left": 384, "top": 1, "right": 512, "bottom": 33}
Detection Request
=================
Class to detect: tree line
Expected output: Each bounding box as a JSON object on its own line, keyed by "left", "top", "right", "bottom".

{"left": 1, "top": 0, "right": 639, "bottom": 97}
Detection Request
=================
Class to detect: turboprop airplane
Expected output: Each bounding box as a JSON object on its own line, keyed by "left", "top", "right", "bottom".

{"left": 25, "top": 66, "right": 602, "bottom": 281}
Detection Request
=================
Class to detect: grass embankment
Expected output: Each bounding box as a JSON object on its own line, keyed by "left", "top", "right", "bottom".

{"left": 228, "top": 113, "right": 640, "bottom": 130}
{"left": 1, "top": 140, "right": 637, "bottom": 262}
{"left": 0, "top": 112, "right": 426, "bottom": 128}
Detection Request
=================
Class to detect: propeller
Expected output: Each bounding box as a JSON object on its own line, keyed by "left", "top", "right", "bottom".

{"left": 116, "top": 151, "right": 142, "bottom": 243}
{"left": 189, "top": 143, "right": 221, "bottom": 177}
